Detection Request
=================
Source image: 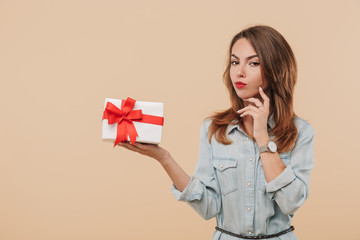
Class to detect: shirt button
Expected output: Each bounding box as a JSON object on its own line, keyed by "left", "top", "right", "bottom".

{"left": 247, "top": 208, "right": 251, "bottom": 211}
{"left": 246, "top": 137, "right": 249, "bottom": 140}
{"left": 249, "top": 157, "right": 253, "bottom": 161}
{"left": 220, "top": 164, "right": 223, "bottom": 168}
{"left": 249, "top": 232, "right": 252, "bottom": 235}
{"left": 248, "top": 182, "right": 251, "bottom": 186}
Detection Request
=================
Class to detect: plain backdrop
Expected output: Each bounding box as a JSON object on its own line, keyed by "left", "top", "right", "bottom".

{"left": 1, "top": 0, "right": 359, "bottom": 239}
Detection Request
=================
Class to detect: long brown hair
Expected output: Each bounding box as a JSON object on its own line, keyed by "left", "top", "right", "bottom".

{"left": 207, "top": 25, "right": 298, "bottom": 153}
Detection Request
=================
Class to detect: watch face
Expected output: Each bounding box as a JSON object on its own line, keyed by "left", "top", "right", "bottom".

{"left": 268, "top": 141, "right": 277, "bottom": 152}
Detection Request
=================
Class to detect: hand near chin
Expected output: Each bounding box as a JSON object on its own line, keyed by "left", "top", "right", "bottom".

{"left": 117, "top": 142, "right": 170, "bottom": 163}
{"left": 236, "top": 87, "right": 270, "bottom": 142}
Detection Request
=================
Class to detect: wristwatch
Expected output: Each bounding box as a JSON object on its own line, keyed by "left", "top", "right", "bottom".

{"left": 259, "top": 140, "right": 277, "bottom": 153}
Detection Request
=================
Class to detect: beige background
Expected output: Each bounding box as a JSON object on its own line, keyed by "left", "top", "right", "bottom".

{"left": 1, "top": 0, "right": 359, "bottom": 239}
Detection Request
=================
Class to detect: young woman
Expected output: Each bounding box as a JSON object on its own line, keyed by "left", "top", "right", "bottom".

{"left": 118, "top": 25, "right": 315, "bottom": 240}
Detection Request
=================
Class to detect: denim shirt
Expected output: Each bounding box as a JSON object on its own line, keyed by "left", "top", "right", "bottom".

{"left": 171, "top": 113, "right": 315, "bottom": 240}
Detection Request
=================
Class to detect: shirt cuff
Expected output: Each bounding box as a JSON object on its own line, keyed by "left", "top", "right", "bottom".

{"left": 265, "top": 166, "right": 296, "bottom": 199}
{"left": 171, "top": 176, "right": 203, "bottom": 202}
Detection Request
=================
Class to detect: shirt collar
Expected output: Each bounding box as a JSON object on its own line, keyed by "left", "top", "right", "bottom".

{"left": 227, "top": 112, "right": 275, "bottom": 135}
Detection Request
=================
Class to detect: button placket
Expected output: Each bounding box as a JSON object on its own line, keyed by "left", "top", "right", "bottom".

{"left": 240, "top": 131, "right": 256, "bottom": 235}
{"left": 247, "top": 141, "right": 256, "bottom": 235}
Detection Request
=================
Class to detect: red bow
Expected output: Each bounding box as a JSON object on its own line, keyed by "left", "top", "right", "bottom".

{"left": 102, "top": 97, "right": 164, "bottom": 147}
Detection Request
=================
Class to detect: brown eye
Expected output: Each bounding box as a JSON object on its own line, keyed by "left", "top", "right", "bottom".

{"left": 250, "top": 62, "right": 260, "bottom": 66}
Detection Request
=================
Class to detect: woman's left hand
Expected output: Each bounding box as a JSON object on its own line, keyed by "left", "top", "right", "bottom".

{"left": 236, "top": 87, "right": 270, "bottom": 142}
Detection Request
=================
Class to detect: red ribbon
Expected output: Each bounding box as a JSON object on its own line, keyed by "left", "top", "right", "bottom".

{"left": 102, "top": 97, "right": 164, "bottom": 147}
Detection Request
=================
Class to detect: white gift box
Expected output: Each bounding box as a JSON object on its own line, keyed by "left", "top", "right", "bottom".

{"left": 102, "top": 98, "right": 164, "bottom": 145}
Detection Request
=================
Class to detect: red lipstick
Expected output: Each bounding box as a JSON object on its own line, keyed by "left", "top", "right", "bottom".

{"left": 235, "top": 81, "right": 247, "bottom": 89}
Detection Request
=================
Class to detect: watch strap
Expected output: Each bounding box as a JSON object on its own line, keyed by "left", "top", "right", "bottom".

{"left": 259, "top": 143, "right": 268, "bottom": 153}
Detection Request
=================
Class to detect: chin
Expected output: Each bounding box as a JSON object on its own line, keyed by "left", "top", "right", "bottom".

{"left": 235, "top": 90, "right": 257, "bottom": 100}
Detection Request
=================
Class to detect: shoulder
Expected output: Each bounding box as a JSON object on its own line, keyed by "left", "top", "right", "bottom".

{"left": 201, "top": 117, "right": 238, "bottom": 133}
{"left": 202, "top": 118, "right": 213, "bottom": 128}
{"left": 200, "top": 118, "right": 213, "bottom": 136}
{"left": 293, "top": 116, "right": 315, "bottom": 139}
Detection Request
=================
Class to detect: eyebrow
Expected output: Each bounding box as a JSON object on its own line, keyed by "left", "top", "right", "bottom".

{"left": 231, "top": 54, "right": 258, "bottom": 60}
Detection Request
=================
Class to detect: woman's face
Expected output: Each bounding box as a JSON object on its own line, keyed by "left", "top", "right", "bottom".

{"left": 230, "top": 38, "right": 269, "bottom": 100}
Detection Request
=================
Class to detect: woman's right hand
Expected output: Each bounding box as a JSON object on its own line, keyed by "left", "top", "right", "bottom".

{"left": 117, "top": 142, "right": 170, "bottom": 164}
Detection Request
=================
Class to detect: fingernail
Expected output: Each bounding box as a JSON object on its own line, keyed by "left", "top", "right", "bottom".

{"left": 259, "top": 87, "right": 263, "bottom": 91}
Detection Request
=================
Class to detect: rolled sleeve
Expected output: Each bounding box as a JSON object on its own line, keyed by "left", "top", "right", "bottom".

{"left": 171, "top": 176, "right": 203, "bottom": 201}
{"left": 265, "top": 124, "right": 315, "bottom": 214}
{"left": 265, "top": 166, "right": 296, "bottom": 199}
{"left": 170, "top": 119, "right": 221, "bottom": 220}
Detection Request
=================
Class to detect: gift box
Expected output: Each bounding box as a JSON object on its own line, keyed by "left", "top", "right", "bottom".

{"left": 102, "top": 97, "right": 164, "bottom": 147}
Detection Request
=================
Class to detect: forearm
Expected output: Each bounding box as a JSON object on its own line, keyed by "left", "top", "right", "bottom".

{"left": 260, "top": 152, "right": 286, "bottom": 183}
{"left": 158, "top": 152, "right": 191, "bottom": 192}
{"left": 167, "top": 151, "right": 221, "bottom": 220}
{"left": 257, "top": 136, "right": 286, "bottom": 183}
{"left": 253, "top": 119, "right": 315, "bottom": 215}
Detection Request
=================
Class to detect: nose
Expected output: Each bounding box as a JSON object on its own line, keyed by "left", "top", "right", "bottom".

{"left": 236, "top": 64, "right": 246, "bottom": 78}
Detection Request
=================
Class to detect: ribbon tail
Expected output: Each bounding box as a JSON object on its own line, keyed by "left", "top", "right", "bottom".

{"left": 126, "top": 120, "right": 139, "bottom": 145}
{"left": 113, "top": 121, "right": 126, "bottom": 148}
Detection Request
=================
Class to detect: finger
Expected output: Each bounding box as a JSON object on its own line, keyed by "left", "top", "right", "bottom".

{"left": 243, "top": 97, "right": 263, "bottom": 107}
{"left": 239, "top": 110, "right": 255, "bottom": 118}
{"left": 237, "top": 105, "right": 259, "bottom": 114}
{"left": 118, "top": 142, "right": 132, "bottom": 149}
{"left": 117, "top": 142, "right": 129, "bottom": 148}
{"left": 119, "top": 142, "right": 144, "bottom": 153}
{"left": 133, "top": 142, "right": 152, "bottom": 151}
{"left": 259, "top": 87, "right": 270, "bottom": 108}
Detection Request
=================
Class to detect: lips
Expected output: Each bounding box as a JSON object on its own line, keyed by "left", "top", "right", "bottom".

{"left": 235, "top": 81, "right": 247, "bottom": 89}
